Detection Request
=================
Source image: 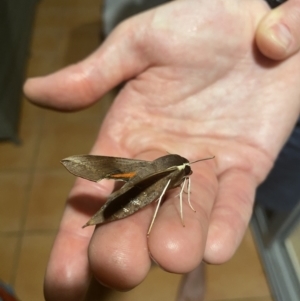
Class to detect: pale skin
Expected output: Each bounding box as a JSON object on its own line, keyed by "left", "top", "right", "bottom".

{"left": 24, "top": 0, "right": 300, "bottom": 300}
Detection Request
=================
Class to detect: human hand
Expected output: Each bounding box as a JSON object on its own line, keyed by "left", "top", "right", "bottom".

{"left": 256, "top": 0, "right": 300, "bottom": 59}
{"left": 24, "top": 0, "right": 300, "bottom": 300}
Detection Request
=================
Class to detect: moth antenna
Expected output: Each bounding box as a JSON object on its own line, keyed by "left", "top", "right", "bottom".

{"left": 147, "top": 179, "right": 171, "bottom": 236}
{"left": 190, "top": 156, "right": 215, "bottom": 165}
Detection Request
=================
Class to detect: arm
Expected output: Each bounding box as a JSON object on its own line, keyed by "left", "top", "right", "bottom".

{"left": 24, "top": 0, "right": 300, "bottom": 300}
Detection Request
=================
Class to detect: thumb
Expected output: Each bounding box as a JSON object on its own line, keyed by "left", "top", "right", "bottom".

{"left": 256, "top": 0, "right": 300, "bottom": 60}
{"left": 23, "top": 19, "right": 149, "bottom": 111}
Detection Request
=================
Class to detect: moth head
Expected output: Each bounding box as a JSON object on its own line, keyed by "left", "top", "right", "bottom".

{"left": 181, "top": 163, "right": 192, "bottom": 176}
{"left": 178, "top": 155, "right": 214, "bottom": 176}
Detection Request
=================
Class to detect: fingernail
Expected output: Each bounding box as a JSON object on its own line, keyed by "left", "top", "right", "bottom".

{"left": 270, "top": 23, "right": 292, "bottom": 50}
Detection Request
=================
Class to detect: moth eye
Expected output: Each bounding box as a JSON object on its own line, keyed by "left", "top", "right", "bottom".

{"left": 184, "top": 165, "right": 192, "bottom": 175}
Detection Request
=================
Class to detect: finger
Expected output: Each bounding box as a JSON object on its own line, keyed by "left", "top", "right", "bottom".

{"left": 23, "top": 16, "right": 151, "bottom": 111}
{"left": 147, "top": 158, "right": 217, "bottom": 273}
{"left": 204, "top": 169, "right": 256, "bottom": 264}
{"left": 87, "top": 150, "right": 168, "bottom": 290}
{"left": 44, "top": 229, "right": 91, "bottom": 301}
{"left": 88, "top": 204, "right": 153, "bottom": 290}
{"left": 44, "top": 178, "right": 114, "bottom": 301}
{"left": 256, "top": 0, "right": 300, "bottom": 60}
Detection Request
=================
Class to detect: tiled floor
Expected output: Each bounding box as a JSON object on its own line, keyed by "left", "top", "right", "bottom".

{"left": 0, "top": 0, "right": 272, "bottom": 300}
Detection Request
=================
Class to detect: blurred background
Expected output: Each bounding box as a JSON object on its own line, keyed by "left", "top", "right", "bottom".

{"left": 0, "top": 0, "right": 272, "bottom": 300}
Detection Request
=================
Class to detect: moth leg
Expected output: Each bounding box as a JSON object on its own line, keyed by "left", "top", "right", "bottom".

{"left": 179, "top": 177, "right": 196, "bottom": 227}
{"left": 180, "top": 182, "right": 189, "bottom": 195}
{"left": 175, "top": 183, "right": 188, "bottom": 199}
{"left": 187, "top": 177, "right": 196, "bottom": 212}
{"left": 147, "top": 179, "right": 171, "bottom": 236}
{"left": 179, "top": 178, "right": 187, "bottom": 227}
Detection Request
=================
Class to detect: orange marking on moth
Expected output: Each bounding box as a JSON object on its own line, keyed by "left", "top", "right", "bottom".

{"left": 110, "top": 172, "right": 136, "bottom": 179}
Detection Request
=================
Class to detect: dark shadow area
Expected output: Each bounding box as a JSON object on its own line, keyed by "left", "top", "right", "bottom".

{"left": 84, "top": 277, "right": 113, "bottom": 301}
{"left": 64, "top": 21, "right": 103, "bottom": 66}
{"left": 68, "top": 191, "right": 107, "bottom": 220}
{"left": 107, "top": 0, "right": 169, "bottom": 26}
{"left": 252, "top": 41, "right": 281, "bottom": 69}
{"left": 0, "top": 0, "right": 38, "bottom": 142}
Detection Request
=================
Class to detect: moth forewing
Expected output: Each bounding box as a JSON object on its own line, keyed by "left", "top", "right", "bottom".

{"left": 82, "top": 169, "right": 176, "bottom": 227}
{"left": 61, "top": 155, "right": 150, "bottom": 182}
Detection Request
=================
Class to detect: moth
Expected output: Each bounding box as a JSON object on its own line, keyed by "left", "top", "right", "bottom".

{"left": 61, "top": 154, "right": 214, "bottom": 234}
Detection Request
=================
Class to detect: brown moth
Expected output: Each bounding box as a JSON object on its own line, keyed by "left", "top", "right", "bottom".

{"left": 61, "top": 154, "right": 214, "bottom": 234}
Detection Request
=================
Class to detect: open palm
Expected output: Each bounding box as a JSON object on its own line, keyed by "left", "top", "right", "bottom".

{"left": 24, "top": 0, "right": 300, "bottom": 300}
